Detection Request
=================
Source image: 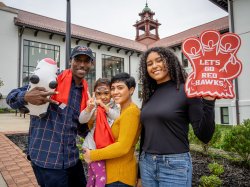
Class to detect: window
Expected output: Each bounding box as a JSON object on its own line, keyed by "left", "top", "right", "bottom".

{"left": 181, "top": 53, "right": 189, "bottom": 68}
{"left": 102, "top": 54, "right": 124, "bottom": 79}
{"left": 138, "top": 83, "right": 142, "bottom": 99}
{"left": 85, "top": 52, "right": 96, "bottom": 93}
{"left": 23, "top": 40, "right": 60, "bottom": 85}
{"left": 220, "top": 107, "right": 229, "bottom": 124}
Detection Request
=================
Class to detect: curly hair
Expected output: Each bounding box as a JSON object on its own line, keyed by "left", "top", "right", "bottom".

{"left": 139, "top": 47, "right": 187, "bottom": 106}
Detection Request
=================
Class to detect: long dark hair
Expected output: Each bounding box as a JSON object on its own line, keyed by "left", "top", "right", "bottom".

{"left": 139, "top": 47, "right": 187, "bottom": 107}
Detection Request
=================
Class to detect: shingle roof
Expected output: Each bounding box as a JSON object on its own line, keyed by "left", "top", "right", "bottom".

{"left": 209, "top": 0, "right": 228, "bottom": 12}
{"left": 14, "top": 10, "right": 147, "bottom": 52}
{"left": 7, "top": 5, "right": 229, "bottom": 52}
{"left": 149, "top": 16, "right": 229, "bottom": 48}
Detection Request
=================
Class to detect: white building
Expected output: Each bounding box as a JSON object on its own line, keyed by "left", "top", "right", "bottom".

{"left": 0, "top": 1, "right": 249, "bottom": 125}
{"left": 209, "top": 0, "right": 250, "bottom": 125}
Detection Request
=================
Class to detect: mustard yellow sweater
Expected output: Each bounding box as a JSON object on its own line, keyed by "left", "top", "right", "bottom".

{"left": 90, "top": 103, "right": 141, "bottom": 186}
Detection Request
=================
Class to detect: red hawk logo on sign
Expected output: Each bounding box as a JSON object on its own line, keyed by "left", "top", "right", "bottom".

{"left": 182, "top": 30, "right": 242, "bottom": 99}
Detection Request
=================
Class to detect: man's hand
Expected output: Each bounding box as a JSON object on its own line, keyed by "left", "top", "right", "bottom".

{"left": 24, "top": 87, "right": 58, "bottom": 105}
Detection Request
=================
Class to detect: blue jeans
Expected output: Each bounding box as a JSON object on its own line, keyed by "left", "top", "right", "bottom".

{"left": 106, "top": 181, "right": 133, "bottom": 187}
{"left": 139, "top": 152, "right": 192, "bottom": 187}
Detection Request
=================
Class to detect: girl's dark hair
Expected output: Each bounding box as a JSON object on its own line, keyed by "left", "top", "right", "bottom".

{"left": 111, "top": 72, "right": 136, "bottom": 89}
{"left": 94, "top": 78, "right": 111, "bottom": 91}
{"left": 139, "top": 47, "right": 187, "bottom": 106}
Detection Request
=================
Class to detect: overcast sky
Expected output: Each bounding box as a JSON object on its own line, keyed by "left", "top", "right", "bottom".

{"left": 2, "top": 0, "right": 228, "bottom": 40}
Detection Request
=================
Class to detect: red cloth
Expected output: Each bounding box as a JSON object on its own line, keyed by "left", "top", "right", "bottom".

{"left": 51, "top": 69, "right": 88, "bottom": 111}
{"left": 94, "top": 106, "right": 115, "bottom": 149}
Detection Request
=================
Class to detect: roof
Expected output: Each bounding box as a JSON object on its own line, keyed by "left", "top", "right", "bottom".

{"left": 149, "top": 16, "right": 229, "bottom": 48}
{"left": 0, "top": 2, "right": 18, "bottom": 14}
{"left": 2, "top": 4, "right": 229, "bottom": 52}
{"left": 14, "top": 10, "right": 147, "bottom": 52}
{"left": 209, "top": 0, "right": 228, "bottom": 12}
{"left": 142, "top": 3, "right": 152, "bottom": 13}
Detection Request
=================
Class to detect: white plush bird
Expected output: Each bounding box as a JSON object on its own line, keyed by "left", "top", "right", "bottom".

{"left": 26, "top": 58, "right": 58, "bottom": 117}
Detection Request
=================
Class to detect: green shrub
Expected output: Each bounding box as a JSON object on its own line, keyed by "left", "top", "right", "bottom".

{"left": 0, "top": 108, "right": 16, "bottom": 113}
{"left": 209, "top": 125, "right": 222, "bottom": 149}
{"left": 222, "top": 119, "right": 250, "bottom": 162}
{"left": 199, "top": 162, "right": 224, "bottom": 186}
{"left": 135, "top": 138, "right": 140, "bottom": 152}
{"left": 189, "top": 126, "right": 209, "bottom": 153}
{"left": 0, "top": 78, "right": 3, "bottom": 87}
{"left": 79, "top": 137, "right": 84, "bottom": 144}
{"left": 0, "top": 78, "right": 4, "bottom": 99}
{"left": 188, "top": 126, "right": 201, "bottom": 145}
{"left": 199, "top": 175, "right": 222, "bottom": 187}
{"left": 188, "top": 125, "right": 222, "bottom": 153}
{"left": 77, "top": 137, "right": 85, "bottom": 160}
{"left": 189, "top": 124, "right": 233, "bottom": 153}
{"left": 208, "top": 162, "right": 224, "bottom": 176}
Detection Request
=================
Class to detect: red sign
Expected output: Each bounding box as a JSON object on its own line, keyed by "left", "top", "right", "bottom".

{"left": 182, "top": 30, "right": 242, "bottom": 99}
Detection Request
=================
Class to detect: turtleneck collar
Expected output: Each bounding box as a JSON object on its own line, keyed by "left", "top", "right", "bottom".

{"left": 156, "top": 79, "right": 174, "bottom": 88}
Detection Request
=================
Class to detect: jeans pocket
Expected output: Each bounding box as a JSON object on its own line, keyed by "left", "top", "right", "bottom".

{"left": 162, "top": 158, "right": 189, "bottom": 185}
{"left": 165, "top": 158, "right": 189, "bottom": 171}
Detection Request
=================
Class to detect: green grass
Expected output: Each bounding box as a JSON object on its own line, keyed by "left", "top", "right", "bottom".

{"left": 0, "top": 108, "right": 16, "bottom": 113}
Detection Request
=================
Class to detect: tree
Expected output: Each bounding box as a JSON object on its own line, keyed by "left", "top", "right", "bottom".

{"left": 0, "top": 78, "right": 3, "bottom": 99}
{"left": 0, "top": 78, "right": 3, "bottom": 87}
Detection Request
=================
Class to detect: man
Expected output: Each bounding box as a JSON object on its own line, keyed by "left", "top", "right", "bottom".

{"left": 6, "top": 45, "right": 94, "bottom": 187}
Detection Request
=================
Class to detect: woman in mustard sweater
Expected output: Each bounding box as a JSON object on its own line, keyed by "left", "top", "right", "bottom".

{"left": 83, "top": 72, "right": 141, "bottom": 187}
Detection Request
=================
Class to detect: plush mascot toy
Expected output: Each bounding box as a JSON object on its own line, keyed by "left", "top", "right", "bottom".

{"left": 26, "top": 58, "right": 58, "bottom": 117}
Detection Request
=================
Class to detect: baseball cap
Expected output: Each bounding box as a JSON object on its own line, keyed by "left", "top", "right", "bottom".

{"left": 70, "top": 45, "right": 94, "bottom": 61}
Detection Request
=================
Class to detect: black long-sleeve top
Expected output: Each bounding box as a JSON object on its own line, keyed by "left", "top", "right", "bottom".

{"left": 140, "top": 80, "right": 215, "bottom": 155}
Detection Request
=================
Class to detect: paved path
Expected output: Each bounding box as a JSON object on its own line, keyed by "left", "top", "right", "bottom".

{"left": 0, "top": 113, "right": 29, "bottom": 133}
{"left": 0, "top": 113, "right": 38, "bottom": 187}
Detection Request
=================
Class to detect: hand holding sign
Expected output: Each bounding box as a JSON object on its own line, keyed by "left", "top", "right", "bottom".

{"left": 182, "top": 30, "right": 242, "bottom": 98}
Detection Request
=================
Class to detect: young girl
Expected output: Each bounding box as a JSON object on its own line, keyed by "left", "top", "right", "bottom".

{"left": 83, "top": 73, "right": 141, "bottom": 187}
{"left": 79, "top": 78, "right": 120, "bottom": 187}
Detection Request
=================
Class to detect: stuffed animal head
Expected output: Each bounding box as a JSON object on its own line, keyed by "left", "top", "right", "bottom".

{"left": 30, "top": 58, "right": 58, "bottom": 90}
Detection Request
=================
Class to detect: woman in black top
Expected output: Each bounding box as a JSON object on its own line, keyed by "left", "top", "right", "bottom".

{"left": 137, "top": 47, "right": 215, "bottom": 187}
